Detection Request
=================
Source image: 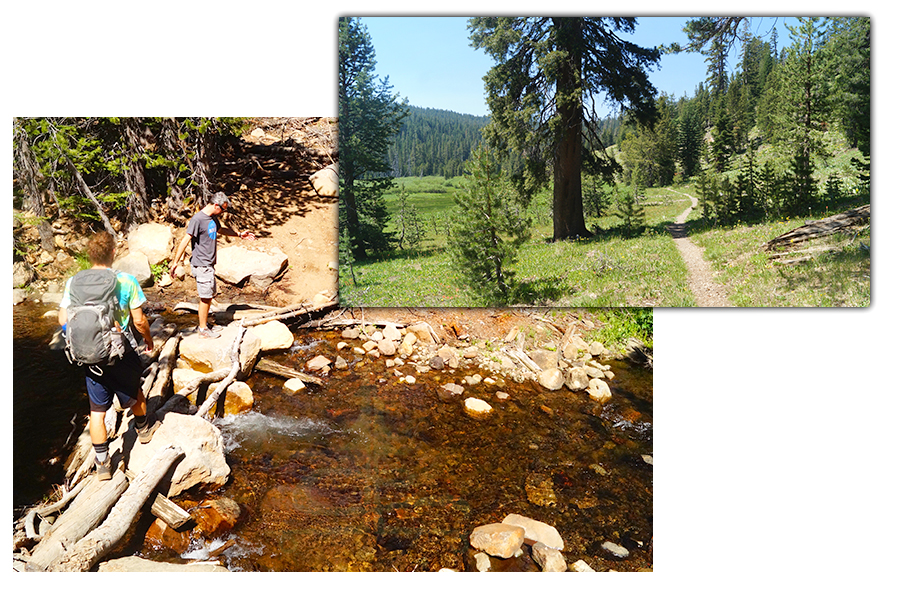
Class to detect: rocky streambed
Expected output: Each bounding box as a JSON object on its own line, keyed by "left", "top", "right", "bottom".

{"left": 14, "top": 304, "right": 652, "bottom": 572}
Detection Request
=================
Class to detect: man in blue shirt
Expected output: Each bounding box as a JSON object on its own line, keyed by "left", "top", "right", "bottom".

{"left": 169, "top": 192, "right": 255, "bottom": 338}
{"left": 59, "top": 232, "right": 159, "bottom": 481}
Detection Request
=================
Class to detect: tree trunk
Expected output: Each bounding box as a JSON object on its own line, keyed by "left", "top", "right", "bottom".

{"left": 13, "top": 122, "right": 57, "bottom": 253}
{"left": 552, "top": 17, "right": 590, "bottom": 241}
{"left": 25, "top": 470, "right": 130, "bottom": 571}
{"left": 49, "top": 446, "right": 184, "bottom": 572}
{"left": 123, "top": 119, "right": 150, "bottom": 228}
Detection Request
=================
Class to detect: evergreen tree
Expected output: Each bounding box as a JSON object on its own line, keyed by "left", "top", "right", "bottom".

{"left": 394, "top": 185, "right": 425, "bottom": 251}
{"left": 677, "top": 102, "right": 703, "bottom": 179}
{"left": 449, "top": 145, "right": 530, "bottom": 303}
{"left": 468, "top": 17, "right": 659, "bottom": 241}
{"left": 338, "top": 17, "right": 409, "bottom": 258}
{"left": 613, "top": 182, "right": 646, "bottom": 236}
{"left": 13, "top": 117, "right": 243, "bottom": 238}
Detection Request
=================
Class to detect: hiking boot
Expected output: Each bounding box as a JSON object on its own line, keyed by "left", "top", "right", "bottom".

{"left": 137, "top": 415, "right": 161, "bottom": 444}
{"left": 96, "top": 456, "right": 112, "bottom": 481}
{"left": 197, "top": 327, "right": 220, "bottom": 339}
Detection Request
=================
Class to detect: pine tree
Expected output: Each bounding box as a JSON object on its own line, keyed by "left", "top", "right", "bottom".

{"left": 613, "top": 182, "right": 647, "bottom": 236}
{"left": 469, "top": 17, "right": 659, "bottom": 241}
{"left": 338, "top": 17, "right": 409, "bottom": 258}
{"left": 395, "top": 185, "right": 425, "bottom": 251}
{"left": 449, "top": 145, "right": 530, "bottom": 303}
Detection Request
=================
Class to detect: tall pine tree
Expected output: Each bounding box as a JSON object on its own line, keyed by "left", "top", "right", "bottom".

{"left": 468, "top": 17, "right": 659, "bottom": 241}
{"left": 338, "top": 17, "right": 409, "bottom": 258}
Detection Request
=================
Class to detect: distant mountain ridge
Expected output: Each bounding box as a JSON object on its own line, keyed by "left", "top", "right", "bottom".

{"left": 387, "top": 105, "right": 490, "bottom": 178}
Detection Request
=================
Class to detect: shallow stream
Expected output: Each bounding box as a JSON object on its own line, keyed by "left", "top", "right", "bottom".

{"left": 13, "top": 303, "right": 653, "bottom": 572}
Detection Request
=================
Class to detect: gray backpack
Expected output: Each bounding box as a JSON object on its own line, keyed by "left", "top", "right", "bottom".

{"left": 64, "top": 268, "right": 126, "bottom": 371}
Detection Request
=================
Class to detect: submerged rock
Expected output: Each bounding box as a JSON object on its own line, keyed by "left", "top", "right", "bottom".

{"left": 193, "top": 497, "right": 242, "bottom": 539}
{"left": 532, "top": 541, "right": 567, "bottom": 572}
{"left": 502, "top": 514, "right": 565, "bottom": 550}
{"left": 464, "top": 397, "right": 492, "bottom": 417}
{"left": 469, "top": 523, "right": 525, "bottom": 558}
{"left": 601, "top": 541, "right": 630, "bottom": 559}
{"left": 306, "top": 355, "right": 332, "bottom": 371}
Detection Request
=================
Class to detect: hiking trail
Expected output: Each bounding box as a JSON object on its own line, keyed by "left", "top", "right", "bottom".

{"left": 665, "top": 188, "right": 731, "bottom": 307}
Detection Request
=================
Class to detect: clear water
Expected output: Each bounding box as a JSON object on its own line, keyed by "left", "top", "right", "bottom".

{"left": 14, "top": 305, "right": 653, "bottom": 571}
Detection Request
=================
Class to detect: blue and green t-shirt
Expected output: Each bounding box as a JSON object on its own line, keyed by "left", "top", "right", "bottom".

{"left": 60, "top": 270, "right": 147, "bottom": 331}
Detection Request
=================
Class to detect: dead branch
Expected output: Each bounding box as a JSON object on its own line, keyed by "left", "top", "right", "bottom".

{"left": 196, "top": 324, "right": 245, "bottom": 420}
{"left": 255, "top": 358, "right": 324, "bottom": 386}
{"left": 26, "top": 470, "right": 130, "bottom": 571}
{"left": 49, "top": 445, "right": 185, "bottom": 572}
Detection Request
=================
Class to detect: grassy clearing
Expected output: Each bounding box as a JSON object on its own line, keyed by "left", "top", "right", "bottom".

{"left": 341, "top": 178, "right": 696, "bottom": 307}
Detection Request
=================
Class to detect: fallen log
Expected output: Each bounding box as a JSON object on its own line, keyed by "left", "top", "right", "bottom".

{"left": 49, "top": 445, "right": 185, "bottom": 572}
{"left": 26, "top": 469, "right": 130, "bottom": 571}
{"left": 22, "top": 478, "right": 90, "bottom": 540}
{"left": 196, "top": 325, "right": 245, "bottom": 420}
{"left": 146, "top": 334, "right": 181, "bottom": 415}
{"left": 763, "top": 205, "right": 870, "bottom": 252}
{"left": 124, "top": 469, "right": 192, "bottom": 529}
{"left": 242, "top": 300, "right": 338, "bottom": 327}
{"left": 255, "top": 358, "right": 324, "bottom": 386}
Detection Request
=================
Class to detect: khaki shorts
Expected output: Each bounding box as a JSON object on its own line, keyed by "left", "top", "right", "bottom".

{"left": 191, "top": 265, "right": 217, "bottom": 299}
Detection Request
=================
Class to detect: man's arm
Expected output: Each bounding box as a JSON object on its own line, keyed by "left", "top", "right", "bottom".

{"left": 169, "top": 233, "right": 192, "bottom": 277}
{"left": 220, "top": 225, "right": 255, "bottom": 240}
{"left": 130, "top": 305, "right": 154, "bottom": 354}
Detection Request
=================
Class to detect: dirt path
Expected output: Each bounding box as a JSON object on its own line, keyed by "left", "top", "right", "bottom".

{"left": 665, "top": 189, "right": 732, "bottom": 307}
{"left": 148, "top": 118, "right": 338, "bottom": 310}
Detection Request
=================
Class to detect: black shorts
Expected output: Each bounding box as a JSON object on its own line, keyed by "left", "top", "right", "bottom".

{"left": 84, "top": 348, "right": 144, "bottom": 413}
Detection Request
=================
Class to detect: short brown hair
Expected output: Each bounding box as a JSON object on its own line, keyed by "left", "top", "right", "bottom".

{"left": 86, "top": 232, "right": 116, "bottom": 266}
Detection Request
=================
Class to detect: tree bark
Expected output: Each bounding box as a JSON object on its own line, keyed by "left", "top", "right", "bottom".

{"left": 13, "top": 121, "right": 57, "bottom": 253}
{"left": 49, "top": 446, "right": 184, "bottom": 572}
{"left": 25, "top": 470, "right": 130, "bottom": 571}
{"left": 123, "top": 118, "right": 151, "bottom": 228}
{"left": 552, "top": 17, "right": 590, "bottom": 241}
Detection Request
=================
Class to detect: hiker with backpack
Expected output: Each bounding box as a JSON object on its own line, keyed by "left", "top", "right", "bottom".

{"left": 58, "top": 231, "right": 160, "bottom": 481}
{"left": 169, "top": 191, "right": 255, "bottom": 339}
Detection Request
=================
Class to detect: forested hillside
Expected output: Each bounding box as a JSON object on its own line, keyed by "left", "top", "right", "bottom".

{"left": 614, "top": 17, "right": 869, "bottom": 224}
{"left": 387, "top": 106, "right": 490, "bottom": 178}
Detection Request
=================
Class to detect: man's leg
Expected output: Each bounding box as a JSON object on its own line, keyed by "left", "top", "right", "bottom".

{"left": 86, "top": 376, "right": 113, "bottom": 480}
{"left": 198, "top": 297, "right": 212, "bottom": 331}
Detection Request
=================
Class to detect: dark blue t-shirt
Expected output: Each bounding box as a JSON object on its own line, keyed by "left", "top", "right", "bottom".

{"left": 186, "top": 211, "right": 220, "bottom": 266}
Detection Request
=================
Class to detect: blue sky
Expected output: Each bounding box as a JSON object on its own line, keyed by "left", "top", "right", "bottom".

{"left": 362, "top": 16, "right": 799, "bottom": 118}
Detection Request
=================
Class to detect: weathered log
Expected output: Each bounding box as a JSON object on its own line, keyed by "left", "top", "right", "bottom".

{"left": 49, "top": 445, "right": 185, "bottom": 572}
{"left": 146, "top": 334, "right": 181, "bottom": 415}
{"left": 242, "top": 300, "right": 337, "bottom": 327}
{"left": 255, "top": 358, "right": 324, "bottom": 386}
{"left": 22, "top": 478, "right": 90, "bottom": 540}
{"left": 196, "top": 325, "right": 245, "bottom": 420}
{"left": 25, "top": 469, "right": 130, "bottom": 571}
{"left": 123, "top": 469, "right": 192, "bottom": 529}
{"left": 764, "top": 205, "right": 870, "bottom": 252}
